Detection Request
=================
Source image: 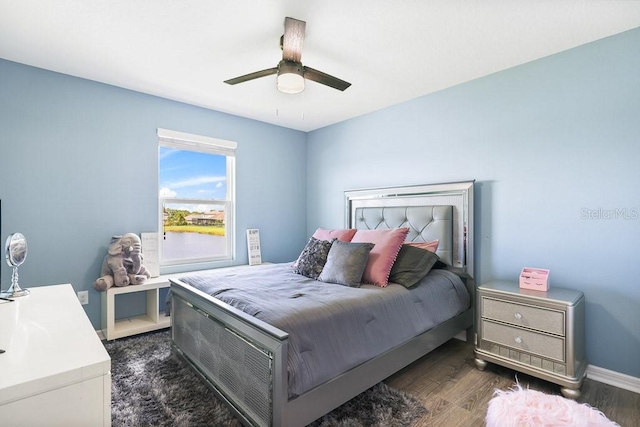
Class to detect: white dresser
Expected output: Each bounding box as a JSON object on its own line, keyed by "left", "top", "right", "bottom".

{"left": 0, "top": 284, "right": 111, "bottom": 426}
{"left": 474, "top": 281, "right": 586, "bottom": 398}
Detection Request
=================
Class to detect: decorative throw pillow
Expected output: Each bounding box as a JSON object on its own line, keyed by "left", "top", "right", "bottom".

{"left": 389, "top": 245, "right": 440, "bottom": 288}
{"left": 406, "top": 239, "right": 439, "bottom": 253}
{"left": 312, "top": 227, "right": 357, "bottom": 242}
{"left": 318, "top": 241, "right": 374, "bottom": 287}
{"left": 351, "top": 228, "right": 410, "bottom": 287}
{"left": 292, "top": 237, "right": 335, "bottom": 279}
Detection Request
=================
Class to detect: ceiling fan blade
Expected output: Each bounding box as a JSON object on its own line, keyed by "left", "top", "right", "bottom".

{"left": 282, "top": 17, "right": 305, "bottom": 62}
{"left": 224, "top": 67, "right": 278, "bottom": 85}
{"left": 303, "top": 66, "right": 351, "bottom": 91}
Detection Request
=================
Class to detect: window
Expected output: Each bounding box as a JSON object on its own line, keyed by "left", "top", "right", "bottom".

{"left": 158, "top": 129, "right": 236, "bottom": 266}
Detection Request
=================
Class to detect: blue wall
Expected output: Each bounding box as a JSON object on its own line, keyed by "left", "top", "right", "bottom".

{"left": 1, "top": 27, "right": 638, "bottom": 378}
{"left": 0, "top": 59, "right": 308, "bottom": 329}
{"left": 306, "top": 28, "right": 640, "bottom": 377}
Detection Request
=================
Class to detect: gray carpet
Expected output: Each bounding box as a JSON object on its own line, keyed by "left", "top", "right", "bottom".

{"left": 105, "top": 330, "right": 427, "bottom": 426}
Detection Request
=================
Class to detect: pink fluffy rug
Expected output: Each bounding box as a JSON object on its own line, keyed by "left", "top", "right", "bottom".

{"left": 486, "top": 384, "right": 619, "bottom": 427}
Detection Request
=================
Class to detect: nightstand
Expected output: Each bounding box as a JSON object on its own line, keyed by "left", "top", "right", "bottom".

{"left": 474, "top": 281, "right": 586, "bottom": 398}
{"left": 101, "top": 276, "right": 171, "bottom": 340}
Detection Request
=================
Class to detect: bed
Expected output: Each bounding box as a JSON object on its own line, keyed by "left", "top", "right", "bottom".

{"left": 169, "top": 180, "right": 475, "bottom": 426}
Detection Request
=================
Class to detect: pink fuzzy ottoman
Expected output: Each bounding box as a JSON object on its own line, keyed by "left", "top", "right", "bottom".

{"left": 486, "top": 384, "right": 619, "bottom": 427}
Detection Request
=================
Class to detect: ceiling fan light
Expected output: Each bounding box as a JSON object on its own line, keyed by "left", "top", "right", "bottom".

{"left": 277, "top": 73, "right": 304, "bottom": 93}
{"left": 277, "top": 60, "right": 305, "bottom": 94}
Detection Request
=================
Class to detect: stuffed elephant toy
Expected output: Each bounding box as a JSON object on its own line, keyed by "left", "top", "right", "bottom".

{"left": 94, "top": 233, "right": 151, "bottom": 292}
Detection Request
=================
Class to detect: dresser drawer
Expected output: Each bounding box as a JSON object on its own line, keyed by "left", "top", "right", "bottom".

{"left": 482, "top": 320, "right": 565, "bottom": 362}
{"left": 482, "top": 297, "right": 564, "bottom": 336}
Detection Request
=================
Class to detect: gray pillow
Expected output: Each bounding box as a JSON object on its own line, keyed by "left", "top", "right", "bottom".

{"left": 388, "top": 244, "right": 440, "bottom": 288}
{"left": 318, "top": 241, "right": 374, "bottom": 287}
{"left": 293, "top": 237, "right": 335, "bottom": 279}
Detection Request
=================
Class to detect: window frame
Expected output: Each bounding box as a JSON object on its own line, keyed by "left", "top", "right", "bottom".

{"left": 157, "top": 128, "right": 237, "bottom": 267}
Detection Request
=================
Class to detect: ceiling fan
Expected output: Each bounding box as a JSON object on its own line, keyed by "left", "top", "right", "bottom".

{"left": 224, "top": 17, "right": 351, "bottom": 94}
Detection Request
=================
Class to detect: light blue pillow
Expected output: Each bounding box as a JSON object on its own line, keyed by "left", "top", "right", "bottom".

{"left": 318, "top": 241, "right": 374, "bottom": 287}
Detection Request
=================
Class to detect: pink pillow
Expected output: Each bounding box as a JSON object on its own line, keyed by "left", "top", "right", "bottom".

{"left": 312, "top": 228, "right": 357, "bottom": 242}
{"left": 351, "top": 228, "right": 410, "bottom": 287}
{"left": 406, "top": 240, "right": 439, "bottom": 253}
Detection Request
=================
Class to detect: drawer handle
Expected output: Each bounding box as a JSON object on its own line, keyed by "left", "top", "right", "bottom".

{"left": 514, "top": 312, "right": 523, "bottom": 320}
{"left": 515, "top": 336, "right": 523, "bottom": 344}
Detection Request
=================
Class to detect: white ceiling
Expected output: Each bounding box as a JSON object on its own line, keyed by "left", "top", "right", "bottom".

{"left": 2, "top": 1, "right": 640, "bottom": 132}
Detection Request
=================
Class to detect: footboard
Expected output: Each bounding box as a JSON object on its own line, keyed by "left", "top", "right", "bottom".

{"left": 170, "top": 280, "right": 289, "bottom": 427}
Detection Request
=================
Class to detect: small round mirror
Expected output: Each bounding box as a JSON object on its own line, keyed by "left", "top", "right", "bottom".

{"left": 6, "top": 232, "right": 28, "bottom": 267}
{"left": 2, "top": 233, "right": 30, "bottom": 297}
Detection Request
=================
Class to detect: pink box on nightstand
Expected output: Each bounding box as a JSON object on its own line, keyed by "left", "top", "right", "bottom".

{"left": 519, "top": 267, "right": 550, "bottom": 291}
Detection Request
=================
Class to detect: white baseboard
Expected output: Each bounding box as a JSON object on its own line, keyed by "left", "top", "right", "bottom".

{"left": 454, "top": 330, "right": 467, "bottom": 341}
{"left": 587, "top": 365, "right": 640, "bottom": 394}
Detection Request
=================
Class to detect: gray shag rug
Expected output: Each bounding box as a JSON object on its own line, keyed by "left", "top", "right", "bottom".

{"left": 105, "top": 330, "right": 427, "bottom": 426}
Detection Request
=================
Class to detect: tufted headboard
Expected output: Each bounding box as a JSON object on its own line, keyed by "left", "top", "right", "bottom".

{"left": 353, "top": 205, "right": 454, "bottom": 265}
{"left": 345, "top": 181, "right": 474, "bottom": 278}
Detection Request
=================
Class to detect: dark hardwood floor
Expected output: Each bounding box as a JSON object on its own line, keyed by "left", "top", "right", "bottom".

{"left": 384, "top": 339, "right": 639, "bottom": 426}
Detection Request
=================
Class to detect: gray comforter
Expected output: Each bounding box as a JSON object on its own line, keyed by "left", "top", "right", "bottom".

{"left": 174, "top": 263, "right": 470, "bottom": 398}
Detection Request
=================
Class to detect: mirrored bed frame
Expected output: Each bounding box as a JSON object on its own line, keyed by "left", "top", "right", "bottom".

{"left": 169, "top": 180, "right": 475, "bottom": 427}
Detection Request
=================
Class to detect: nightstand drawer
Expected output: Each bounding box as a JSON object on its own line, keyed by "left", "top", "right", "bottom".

{"left": 482, "top": 320, "right": 565, "bottom": 362}
{"left": 483, "top": 297, "right": 564, "bottom": 336}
